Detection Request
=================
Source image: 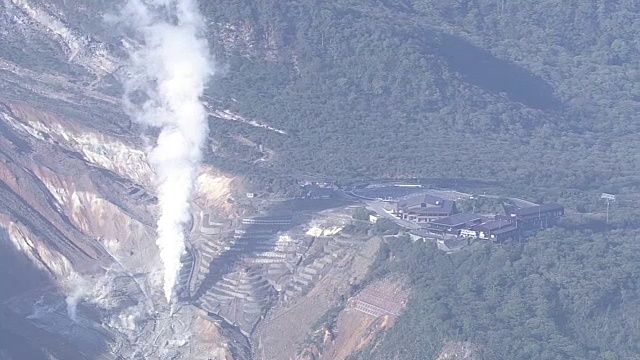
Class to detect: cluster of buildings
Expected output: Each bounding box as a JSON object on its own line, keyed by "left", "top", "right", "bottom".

{"left": 393, "top": 194, "right": 564, "bottom": 242}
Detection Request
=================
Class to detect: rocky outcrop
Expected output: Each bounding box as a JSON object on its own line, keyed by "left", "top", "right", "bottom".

{"left": 0, "top": 95, "right": 237, "bottom": 358}
{"left": 4, "top": 0, "right": 120, "bottom": 77}
{"left": 0, "top": 99, "right": 153, "bottom": 276}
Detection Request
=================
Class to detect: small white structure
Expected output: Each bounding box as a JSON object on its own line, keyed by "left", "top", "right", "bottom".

{"left": 460, "top": 229, "right": 477, "bottom": 238}
{"left": 369, "top": 214, "right": 380, "bottom": 224}
{"left": 246, "top": 192, "right": 256, "bottom": 198}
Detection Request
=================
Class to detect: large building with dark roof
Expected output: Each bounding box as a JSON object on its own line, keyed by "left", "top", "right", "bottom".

{"left": 426, "top": 213, "right": 487, "bottom": 236}
{"left": 394, "top": 192, "right": 564, "bottom": 243}
{"left": 503, "top": 203, "right": 564, "bottom": 230}
{"left": 419, "top": 203, "right": 564, "bottom": 242}
{"left": 394, "top": 194, "right": 457, "bottom": 223}
{"left": 471, "top": 219, "right": 518, "bottom": 241}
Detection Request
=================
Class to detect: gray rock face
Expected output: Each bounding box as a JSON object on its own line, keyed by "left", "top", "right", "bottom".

{"left": 0, "top": 2, "right": 365, "bottom": 358}
{"left": 0, "top": 1, "right": 244, "bottom": 358}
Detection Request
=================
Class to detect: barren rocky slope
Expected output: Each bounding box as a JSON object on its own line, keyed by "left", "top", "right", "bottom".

{"left": 0, "top": 2, "right": 390, "bottom": 358}
{"left": 0, "top": 1, "right": 244, "bottom": 357}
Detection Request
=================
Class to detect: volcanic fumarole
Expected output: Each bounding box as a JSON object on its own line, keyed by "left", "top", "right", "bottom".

{"left": 122, "top": 0, "right": 213, "bottom": 302}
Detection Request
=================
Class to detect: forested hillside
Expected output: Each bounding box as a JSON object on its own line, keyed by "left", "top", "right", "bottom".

{"left": 196, "top": 2, "right": 639, "bottom": 359}
{"left": 351, "top": 228, "right": 640, "bottom": 360}
{"left": 201, "top": 0, "right": 638, "bottom": 198}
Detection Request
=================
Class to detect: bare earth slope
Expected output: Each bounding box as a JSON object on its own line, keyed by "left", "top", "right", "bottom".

{"left": 0, "top": 1, "right": 408, "bottom": 359}
{"left": 0, "top": 1, "right": 246, "bottom": 357}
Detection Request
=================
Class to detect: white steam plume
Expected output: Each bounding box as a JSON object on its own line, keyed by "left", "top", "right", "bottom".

{"left": 122, "top": 0, "right": 212, "bottom": 302}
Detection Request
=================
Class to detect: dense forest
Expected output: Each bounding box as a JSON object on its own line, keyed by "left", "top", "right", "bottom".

{"left": 351, "top": 227, "right": 640, "bottom": 360}
{"left": 199, "top": 0, "right": 638, "bottom": 199}
{"left": 193, "top": 1, "right": 639, "bottom": 358}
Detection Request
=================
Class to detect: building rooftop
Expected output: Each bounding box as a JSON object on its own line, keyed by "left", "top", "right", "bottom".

{"left": 429, "top": 213, "right": 486, "bottom": 227}
{"left": 397, "top": 194, "right": 456, "bottom": 216}
{"left": 397, "top": 194, "right": 445, "bottom": 209}
{"left": 490, "top": 225, "right": 518, "bottom": 235}
{"left": 503, "top": 203, "right": 519, "bottom": 215}
{"left": 473, "top": 219, "right": 514, "bottom": 232}
{"left": 411, "top": 200, "right": 456, "bottom": 215}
